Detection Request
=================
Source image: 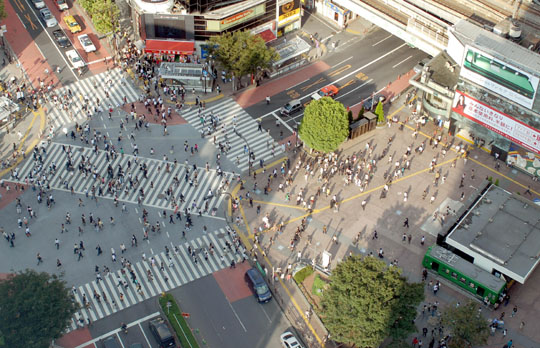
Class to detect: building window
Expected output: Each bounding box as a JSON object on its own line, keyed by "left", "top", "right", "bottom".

{"left": 334, "top": 12, "right": 338, "bottom": 21}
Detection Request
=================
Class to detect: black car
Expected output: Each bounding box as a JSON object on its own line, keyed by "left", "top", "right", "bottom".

{"left": 149, "top": 317, "right": 175, "bottom": 348}
{"left": 363, "top": 94, "right": 386, "bottom": 111}
{"left": 53, "top": 29, "right": 71, "bottom": 48}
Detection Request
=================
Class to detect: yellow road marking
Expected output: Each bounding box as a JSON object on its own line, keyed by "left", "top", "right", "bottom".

{"left": 328, "top": 64, "right": 351, "bottom": 77}
{"left": 14, "top": 0, "right": 24, "bottom": 11}
{"left": 251, "top": 199, "right": 306, "bottom": 210}
{"left": 340, "top": 79, "right": 355, "bottom": 89}
{"left": 23, "top": 13, "right": 37, "bottom": 30}
{"left": 300, "top": 77, "right": 326, "bottom": 92}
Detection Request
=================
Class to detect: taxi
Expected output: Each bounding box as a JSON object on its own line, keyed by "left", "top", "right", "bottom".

{"left": 64, "top": 15, "right": 81, "bottom": 33}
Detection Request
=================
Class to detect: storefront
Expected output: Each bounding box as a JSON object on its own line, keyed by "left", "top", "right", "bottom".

{"left": 314, "top": 0, "right": 351, "bottom": 29}
{"left": 144, "top": 39, "right": 195, "bottom": 62}
{"left": 276, "top": 0, "right": 301, "bottom": 37}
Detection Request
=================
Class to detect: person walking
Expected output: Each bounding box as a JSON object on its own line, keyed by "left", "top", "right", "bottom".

{"left": 37, "top": 253, "right": 43, "bottom": 265}
{"left": 403, "top": 218, "right": 409, "bottom": 228}
{"left": 55, "top": 238, "right": 60, "bottom": 249}
{"left": 266, "top": 96, "right": 270, "bottom": 104}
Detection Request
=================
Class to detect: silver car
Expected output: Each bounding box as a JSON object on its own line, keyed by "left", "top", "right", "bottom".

{"left": 40, "top": 8, "right": 58, "bottom": 28}
{"left": 32, "top": 0, "right": 45, "bottom": 9}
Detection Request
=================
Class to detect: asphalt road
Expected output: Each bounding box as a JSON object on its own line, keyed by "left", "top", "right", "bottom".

{"left": 245, "top": 28, "right": 428, "bottom": 140}
{"left": 8, "top": 0, "right": 86, "bottom": 84}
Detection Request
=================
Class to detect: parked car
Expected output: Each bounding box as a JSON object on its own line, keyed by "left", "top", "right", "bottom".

{"left": 280, "top": 99, "right": 302, "bottom": 116}
{"left": 148, "top": 317, "right": 175, "bottom": 348}
{"left": 54, "top": 0, "right": 69, "bottom": 11}
{"left": 53, "top": 29, "right": 71, "bottom": 48}
{"left": 66, "top": 49, "right": 85, "bottom": 68}
{"left": 32, "top": 0, "right": 45, "bottom": 9}
{"left": 63, "top": 15, "right": 81, "bottom": 33}
{"left": 414, "top": 57, "right": 431, "bottom": 73}
{"left": 362, "top": 94, "right": 386, "bottom": 111}
{"left": 245, "top": 268, "right": 272, "bottom": 303}
{"left": 40, "top": 8, "right": 58, "bottom": 28}
{"left": 78, "top": 34, "right": 96, "bottom": 53}
{"left": 280, "top": 331, "right": 304, "bottom": 348}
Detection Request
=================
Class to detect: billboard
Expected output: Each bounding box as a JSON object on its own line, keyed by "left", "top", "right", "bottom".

{"left": 460, "top": 45, "right": 540, "bottom": 109}
{"left": 278, "top": 0, "right": 300, "bottom": 26}
{"left": 206, "top": 4, "right": 266, "bottom": 32}
{"left": 452, "top": 90, "right": 540, "bottom": 154}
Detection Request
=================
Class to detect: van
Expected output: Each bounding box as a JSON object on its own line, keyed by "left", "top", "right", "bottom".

{"left": 245, "top": 268, "right": 272, "bottom": 303}
{"left": 102, "top": 337, "right": 121, "bottom": 348}
{"left": 149, "top": 317, "right": 176, "bottom": 348}
{"left": 280, "top": 99, "right": 302, "bottom": 116}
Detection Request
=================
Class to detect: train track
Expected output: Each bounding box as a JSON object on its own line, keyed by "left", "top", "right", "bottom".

{"left": 474, "top": 0, "right": 540, "bottom": 32}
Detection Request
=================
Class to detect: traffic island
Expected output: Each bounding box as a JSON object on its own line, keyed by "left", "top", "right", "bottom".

{"left": 159, "top": 293, "right": 200, "bottom": 348}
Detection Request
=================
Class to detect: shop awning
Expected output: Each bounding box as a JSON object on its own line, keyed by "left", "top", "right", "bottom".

{"left": 145, "top": 40, "right": 195, "bottom": 55}
{"left": 256, "top": 29, "right": 276, "bottom": 43}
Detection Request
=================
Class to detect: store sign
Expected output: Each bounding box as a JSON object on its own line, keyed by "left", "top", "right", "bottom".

{"left": 206, "top": 4, "right": 265, "bottom": 32}
{"left": 452, "top": 90, "right": 540, "bottom": 154}
{"left": 460, "top": 45, "right": 540, "bottom": 109}
{"left": 278, "top": 0, "right": 300, "bottom": 25}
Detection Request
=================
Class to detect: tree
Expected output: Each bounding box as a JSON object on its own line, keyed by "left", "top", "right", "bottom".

{"left": 0, "top": 270, "right": 78, "bottom": 348}
{"left": 320, "top": 255, "right": 424, "bottom": 347}
{"left": 298, "top": 97, "right": 349, "bottom": 153}
{"left": 441, "top": 301, "right": 489, "bottom": 348}
{"left": 374, "top": 100, "right": 385, "bottom": 124}
{"left": 0, "top": 0, "right": 6, "bottom": 21}
{"left": 207, "top": 31, "right": 279, "bottom": 88}
{"left": 79, "top": 0, "right": 119, "bottom": 34}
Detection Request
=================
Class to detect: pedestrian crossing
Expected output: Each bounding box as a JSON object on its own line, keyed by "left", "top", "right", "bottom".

{"left": 181, "top": 98, "right": 284, "bottom": 172}
{"left": 14, "top": 142, "right": 233, "bottom": 214}
{"left": 46, "top": 68, "right": 139, "bottom": 129}
{"left": 69, "top": 228, "right": 244, "bottom": 330}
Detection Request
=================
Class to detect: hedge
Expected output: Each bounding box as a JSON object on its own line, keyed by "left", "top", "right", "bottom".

{"left": 159, "top": 293, "right": 200, "bottom": 348}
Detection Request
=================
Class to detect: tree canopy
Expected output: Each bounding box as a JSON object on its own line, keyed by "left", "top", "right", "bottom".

{"left": 207, "top": 30, "right": 279, "bottom": 83}
{"left": 0, "top": 270, "right": 78, "bottom": 348}
{"left": 441, "top": 301, "right": 489, "bottom": 348}
{"left": 374, "top": 100, "right": 385, "bottom": 124}
{"left": 298, "top": 97, "right": 349, "bottom": 153}
{"left": 0, "top": 0, "right": 6, "bottom": 21}
{"left": 320, "top": 255, "right": 424, "bottom": 347}
{"left": 79, "top": 0, "right": 120, "bottom": 34}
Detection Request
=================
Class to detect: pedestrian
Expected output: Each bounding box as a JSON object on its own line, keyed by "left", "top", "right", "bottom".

{"left": 408, "top": 234, "right": 412, "bottom": 244}
{"left": 266, "top": 96, "right": 270, "bottom": 104}
{"left": 421, "top": 235, "right": 425, "bottom": 245}
{"left": 37, "top": 253, "right": 43, "bottom": 265}
{"left": 511, "top": 306, "right": 517, "bottom": 317}
{"left": 433, "top": 283, "right": 439, "bottom": 295}
{"left": 403, "top": 218, "right": 409, "bottom": 228}
{"left": 519, "top": 321, "right": 525, "bottom": 330}
{"left": 55, "top": 238, "right": 60, "bottom": 249}
{"left": 96, "top": 245, "right": 102, "bottom": 255}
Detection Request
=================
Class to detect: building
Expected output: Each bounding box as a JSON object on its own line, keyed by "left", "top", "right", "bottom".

{"left": 444, "top": 183, "right": 540, "bottom": 285}
{"left": 130, "top": 0, "right": 302, "bottom": 58}
{"left": 412, "top": 20, "right": 540, "bottom": 178}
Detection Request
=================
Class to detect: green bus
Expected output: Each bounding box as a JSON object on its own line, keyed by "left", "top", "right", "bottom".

{"left": 464, "top": 49, "right": 535, "bottom": 99}
{"left": 422, "top": 245, "right": 506, "bottom": 305}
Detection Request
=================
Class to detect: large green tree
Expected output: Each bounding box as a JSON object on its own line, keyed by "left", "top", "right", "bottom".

{"left": 320, "top": 255, "right": 424, "bottom": 347}
{"left": 441, "top": 301, "right": 489, "bottom": 348}
{"left": 207, "top": 30, "right": 279, "bottom": 87}
{"left": 79, "top": 0, "right": 120, "bottom": 34}
{"left": 0, "top": 270, "right": 78, "bottom": 348}
{"left": 298, "top": 97, "right": 349, "bottom": 153}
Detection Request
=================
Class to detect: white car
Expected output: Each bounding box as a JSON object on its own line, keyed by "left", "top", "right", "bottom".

{"left": 39, "top": 8, "right": 58, "bottom": 27}
{"left": 66, "top": 49, "right": 85, "bottom": 68}
{"left": 32, "top": 0, "right": 45, "bottom": 9}
{"left": 78, "top": 34, "right": 96, "bottom": 53}
{"left": 280, "top": 331, "right": 304, "bottom": 348}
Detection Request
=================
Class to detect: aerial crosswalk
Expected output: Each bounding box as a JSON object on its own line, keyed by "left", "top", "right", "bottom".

{"left": 181, "top": 98, "right": 284, "bottom": 172}
{"left": 14, "top": 142, "right": 233, "bottom": 214}
{"left": 68, "top": 228, "right": 243, "bottom": 330}
{"left": 46, "top": 68, "right": 140, "bottom": 129}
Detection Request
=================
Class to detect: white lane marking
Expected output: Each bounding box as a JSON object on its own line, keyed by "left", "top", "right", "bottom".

{"left": 372, "top": 34, "right": 393, "bottom": 47}
{"left": 73, "top": 312, "right": 161, "bottom": 348}
{"left": 333, "top": 56, "right": 353, "bottom": 68}
{"left": 115, "top": 332, "right": 126, "bottom": 348}
{"left": 273, "top": 112, "right": 294, "bottom": 133}
{"left": 228, "top": 300, "right": 247, "bottom": 332}
{"left": 138, "top": 322, "right": 153, "bottom": 347}
{"left": 392, "top": 55, "right": 412, "bottom": 68}
{"left": 260, "top": 305, "right": 272, "bottom": 323}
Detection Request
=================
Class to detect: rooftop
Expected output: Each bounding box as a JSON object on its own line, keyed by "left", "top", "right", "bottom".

{"left": 446, "top": 184, "right": 540, "bottom": 283}
{"left": 450, "top": 20, "right": 540, "bottom": 77}
{"left": 426, "top": 51, "right": 460, "bottom": 89}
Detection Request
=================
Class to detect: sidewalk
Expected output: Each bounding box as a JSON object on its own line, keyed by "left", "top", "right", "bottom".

{"left": 229, "top": 88, "right": 540, "bottom": 347}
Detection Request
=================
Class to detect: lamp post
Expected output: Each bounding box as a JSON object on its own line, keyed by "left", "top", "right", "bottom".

{"left": 235, "top": 129, "right": 251, "bottom": 175}
{"left": 291, "top": 118, "right": 299, "bottom": 147}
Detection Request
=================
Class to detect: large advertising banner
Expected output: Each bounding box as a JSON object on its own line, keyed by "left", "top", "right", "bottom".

{"left": 460, "top": 45, "right": 540, "bottom": 109}
{"left": 452, "top": 90, "right": 540, "bottom": 154}
{"left": 278, "top": 0, "right": 300, "bottom": 26}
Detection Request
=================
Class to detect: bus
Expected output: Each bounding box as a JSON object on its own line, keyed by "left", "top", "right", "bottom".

{"left": 422, "top": 245, "right": 506, "bottom": 305}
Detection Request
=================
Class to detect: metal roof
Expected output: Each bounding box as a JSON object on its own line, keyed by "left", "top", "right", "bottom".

{"left": 450, "top": 19, "right": 540, "bottom": 76}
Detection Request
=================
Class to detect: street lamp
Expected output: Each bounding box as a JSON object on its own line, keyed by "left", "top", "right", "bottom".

{"left": 235, "top": 130, "right": 251, "bottom": 175}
